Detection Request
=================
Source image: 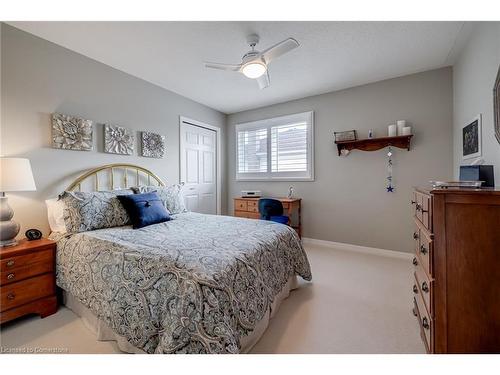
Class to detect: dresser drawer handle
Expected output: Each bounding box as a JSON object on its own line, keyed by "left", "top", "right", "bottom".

{"left": 420, "top": 245, "right": 428, "bottom": 255}
{"left": 6, "top": 260, "right": 15, "bottom": 267}
{"left": 7, "top": 273, "right": 15, "bottom": 280}
{"left": 412, "top": 257, "right": 418, "bottom": 266}
{"left": 413, "top": 285, "right": 418, "bottom": 294}
{"left": 412, "top": 307, "right": 418, "bottom": 317}
{"left": 413, "top": 232, "right": 419, "bottom": 240}
{"left": 421, "top": 208, "right": 428, "bottom": 213}
{"left": 7, "top": 292, "right": 16, "bottom": 300}
{"left": 421, "top": 281, "right": 429, "bottom": 293}
{"left": 411, "top": 200, "right": 416, "bottom": 205}
{"left": 422, "top": 317, "right": 430, "bottom": 330}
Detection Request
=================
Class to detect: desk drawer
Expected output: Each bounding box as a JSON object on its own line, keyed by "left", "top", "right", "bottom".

{"left": 1, "top": 260, "right": 53, "bottom": 285}
{"left": 1, "top": 249, "right": 53, "bottom": 272}
{"left": 1, "top": 273, "right": 54, "bottom": 312}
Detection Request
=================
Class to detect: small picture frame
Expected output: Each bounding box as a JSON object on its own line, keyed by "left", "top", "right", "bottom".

{"left": 462, "top": 114, "right": 482, "bottom": 160}
{"left": 334, "top": 130, "right": 357, "bottom": 142}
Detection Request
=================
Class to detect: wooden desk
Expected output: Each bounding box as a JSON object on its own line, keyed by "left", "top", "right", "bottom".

{"left": 233, "top": 197, "right": 302, "bottom": 237}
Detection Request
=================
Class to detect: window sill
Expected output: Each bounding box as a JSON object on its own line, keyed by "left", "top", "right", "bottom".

{"left": 235, "top": 177, "right": 315, "bottom": 182}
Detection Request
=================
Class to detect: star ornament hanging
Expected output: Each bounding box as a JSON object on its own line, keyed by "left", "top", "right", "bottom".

{"left": 386, "top": 146, "right": 395, "bottom": 192}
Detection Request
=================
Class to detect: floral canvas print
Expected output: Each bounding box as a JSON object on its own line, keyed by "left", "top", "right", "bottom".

{"left": 141, "top": 131, "right": 165, "bottom": 158}
{"left": 104, "top": 124, "right": 134, "bottom": 155}
{"left": 52, "top": 113, "right": 93, "bottom": 151}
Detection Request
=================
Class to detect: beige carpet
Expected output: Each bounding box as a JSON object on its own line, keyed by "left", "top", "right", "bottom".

{"left": 0, "top": 243, "right": 425, "bottom": 354}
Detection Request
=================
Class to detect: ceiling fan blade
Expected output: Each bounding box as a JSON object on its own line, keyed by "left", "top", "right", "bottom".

{"left": 204, "top": 62, "right": 241, "bottom": 71}
{"left": 257, "top": 71, "right": 270, "bottom": 89}
{"left": 261, "top": 38, "right": 299, "bottom": 63}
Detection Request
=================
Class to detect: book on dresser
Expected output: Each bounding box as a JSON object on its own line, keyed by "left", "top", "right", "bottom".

{"left": 411, "top": 187, "right": 500, "bottom": 353}
{"left": 0, "top": 238, "right": 58, "bottom": 324}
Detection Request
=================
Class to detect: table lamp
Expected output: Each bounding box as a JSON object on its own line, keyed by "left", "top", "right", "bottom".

{"left": 0, "top": 158, "right": 37, "bottom": 247}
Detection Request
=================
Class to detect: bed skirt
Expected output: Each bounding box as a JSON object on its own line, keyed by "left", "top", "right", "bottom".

{"left": 62, "top": 275, "right": 299, "bottom": 354}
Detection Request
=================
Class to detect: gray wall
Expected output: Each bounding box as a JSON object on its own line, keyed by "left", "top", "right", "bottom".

{"left": 453, "top": 23, "right": 500, "bottom": 181}
{"left": 1, "top": 24, "right": 227, "bottom": 237}
{"left": 228, "top": 68, "right": 453, "bottom": 253}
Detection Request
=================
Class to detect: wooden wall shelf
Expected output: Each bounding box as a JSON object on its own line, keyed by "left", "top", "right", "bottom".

{"left": 335, "top": 134, "right": 413, "bottom": 156}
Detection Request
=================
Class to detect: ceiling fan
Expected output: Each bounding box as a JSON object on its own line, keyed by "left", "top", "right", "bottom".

{"left": 204, "top": 34, "right": 299, "bottom": 89}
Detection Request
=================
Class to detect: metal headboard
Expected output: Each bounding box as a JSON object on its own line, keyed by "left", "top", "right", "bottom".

{"left": 66, "top": 163, "right": 165, "bottom": 191}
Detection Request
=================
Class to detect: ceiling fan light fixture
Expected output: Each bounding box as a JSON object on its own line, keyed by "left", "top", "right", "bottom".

{"left": 241, "top": 61, "right": 267, "bottom": 79}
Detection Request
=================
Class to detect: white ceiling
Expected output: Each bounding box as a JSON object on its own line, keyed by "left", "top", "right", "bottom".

{"left": 8, "top": 21, "right": 466, "bottom": 114}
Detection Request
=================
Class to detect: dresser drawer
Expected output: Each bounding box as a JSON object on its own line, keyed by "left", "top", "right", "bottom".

{"left": 414, "top": 191, "right": 432, "bottom": 231}
{"left": 247, "top": 205, "right": 259, "bottom": 213}
{"left": 247, "top": 212, "right": 260, "bottom": 219}
{"left": 421, "top": 193, "right": 432, "bottom": 231}
{"left": 417, "top": 229, "right": 433, "bottom": 277}
{"left": 1, "top": 273, "right": 54, "bottom": 312}
{"left": 414, "top": 263, "right": 433, "bottom": 317}
{"left": 234, "top": 210, "right": 248, "bottom": 218}
{"left": 247, "top": 200, "right": 258, "bottom": 208}
{"left": 0, "top": 260, "right": 53, "bottom": 285}
{"left": 412, "top": 224, "right": 420, "bottom": 255}
{"left": 235, "top": 200, "right": 248, "bottom": 211}
{"left": 0, "top": 248, "right": 53, "bottom": 272}
{"left": 414, "top": 284, "right": 433, "bottom": 353}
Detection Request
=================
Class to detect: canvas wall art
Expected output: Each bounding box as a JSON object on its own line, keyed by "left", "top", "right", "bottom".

{"left": 52, "top": 113, "right": 93, "bottom": 151}
{"left": 104, "top": 124, "right": 134, "bottom": 155}
{"left": 141, "top": 131, "right": 165, "bottom": 158}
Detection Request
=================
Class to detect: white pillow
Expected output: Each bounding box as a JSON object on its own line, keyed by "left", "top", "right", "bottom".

{"left": 45, "top": 198, "right": 66, "bottom": 234}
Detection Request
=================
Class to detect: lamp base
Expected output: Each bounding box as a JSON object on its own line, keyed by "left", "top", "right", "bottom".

{"left": 0, "top": 195, "right": 20, "bottom": 247}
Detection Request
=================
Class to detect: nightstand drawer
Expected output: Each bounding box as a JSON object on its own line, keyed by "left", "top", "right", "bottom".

{"left": 0, "top": 273, "right": 54, "bottom": 312}
{"left": 1, "top": 260, "right": 53, "bottom": 285}
{"left": 1, "top": 248, "right": 53, "bottom": 272}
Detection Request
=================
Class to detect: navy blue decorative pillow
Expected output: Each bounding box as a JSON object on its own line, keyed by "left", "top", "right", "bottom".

{"left": 117, "top": 192, "right": 171, "bottom": 229}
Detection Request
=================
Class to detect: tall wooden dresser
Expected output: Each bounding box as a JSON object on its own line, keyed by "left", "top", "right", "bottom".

{"left": 411, "top": 187, "right": 500, "bottom": 353}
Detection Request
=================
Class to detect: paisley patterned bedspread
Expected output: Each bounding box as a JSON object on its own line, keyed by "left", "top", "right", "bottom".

{"left": 52, "top": 212, "right": 312, "bottom": 353}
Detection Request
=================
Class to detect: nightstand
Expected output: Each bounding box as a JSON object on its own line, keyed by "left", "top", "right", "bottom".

{"left": 0, "top": 238, "right": 57, "bottom": 324}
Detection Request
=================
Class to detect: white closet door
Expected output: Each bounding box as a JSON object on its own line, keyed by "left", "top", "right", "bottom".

{"left": 180, "top": 122, "right": 217, "bottom": 214}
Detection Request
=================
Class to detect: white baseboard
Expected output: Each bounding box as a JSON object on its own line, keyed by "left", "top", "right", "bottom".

{"left": 302, "top": 237, "right": 413, "bottom": 260}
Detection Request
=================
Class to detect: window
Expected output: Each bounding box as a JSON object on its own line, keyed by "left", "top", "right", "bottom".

{"left": 236, "top": 111, "right": 314, "bottom": 180}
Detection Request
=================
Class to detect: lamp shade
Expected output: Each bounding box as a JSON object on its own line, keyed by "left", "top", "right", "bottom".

{"left": 0, "top": 158, "right": 37, "bottom": 192}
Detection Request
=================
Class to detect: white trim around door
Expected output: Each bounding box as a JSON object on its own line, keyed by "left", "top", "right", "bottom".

{"left": 179, "top": 116, "right": 222, "bottom": 215}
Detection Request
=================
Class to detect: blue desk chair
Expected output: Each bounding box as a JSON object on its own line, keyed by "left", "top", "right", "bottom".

{"left": 258, "top": 198, "right": 289, "bottom": 225}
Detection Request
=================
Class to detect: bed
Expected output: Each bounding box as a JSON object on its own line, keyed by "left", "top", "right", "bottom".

{"left": 49, "top": 164, "right": 312, "bottom": 354}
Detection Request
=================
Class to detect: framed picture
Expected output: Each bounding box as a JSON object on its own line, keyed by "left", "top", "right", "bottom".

{"left": 493, "top": 64, "right": 500, "bottom": 144}
{"left": 462, "top": 114, "right": 482, "bottom": 160}
{"left": 334, "top": 130, "right": 357, "bottom": 142}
